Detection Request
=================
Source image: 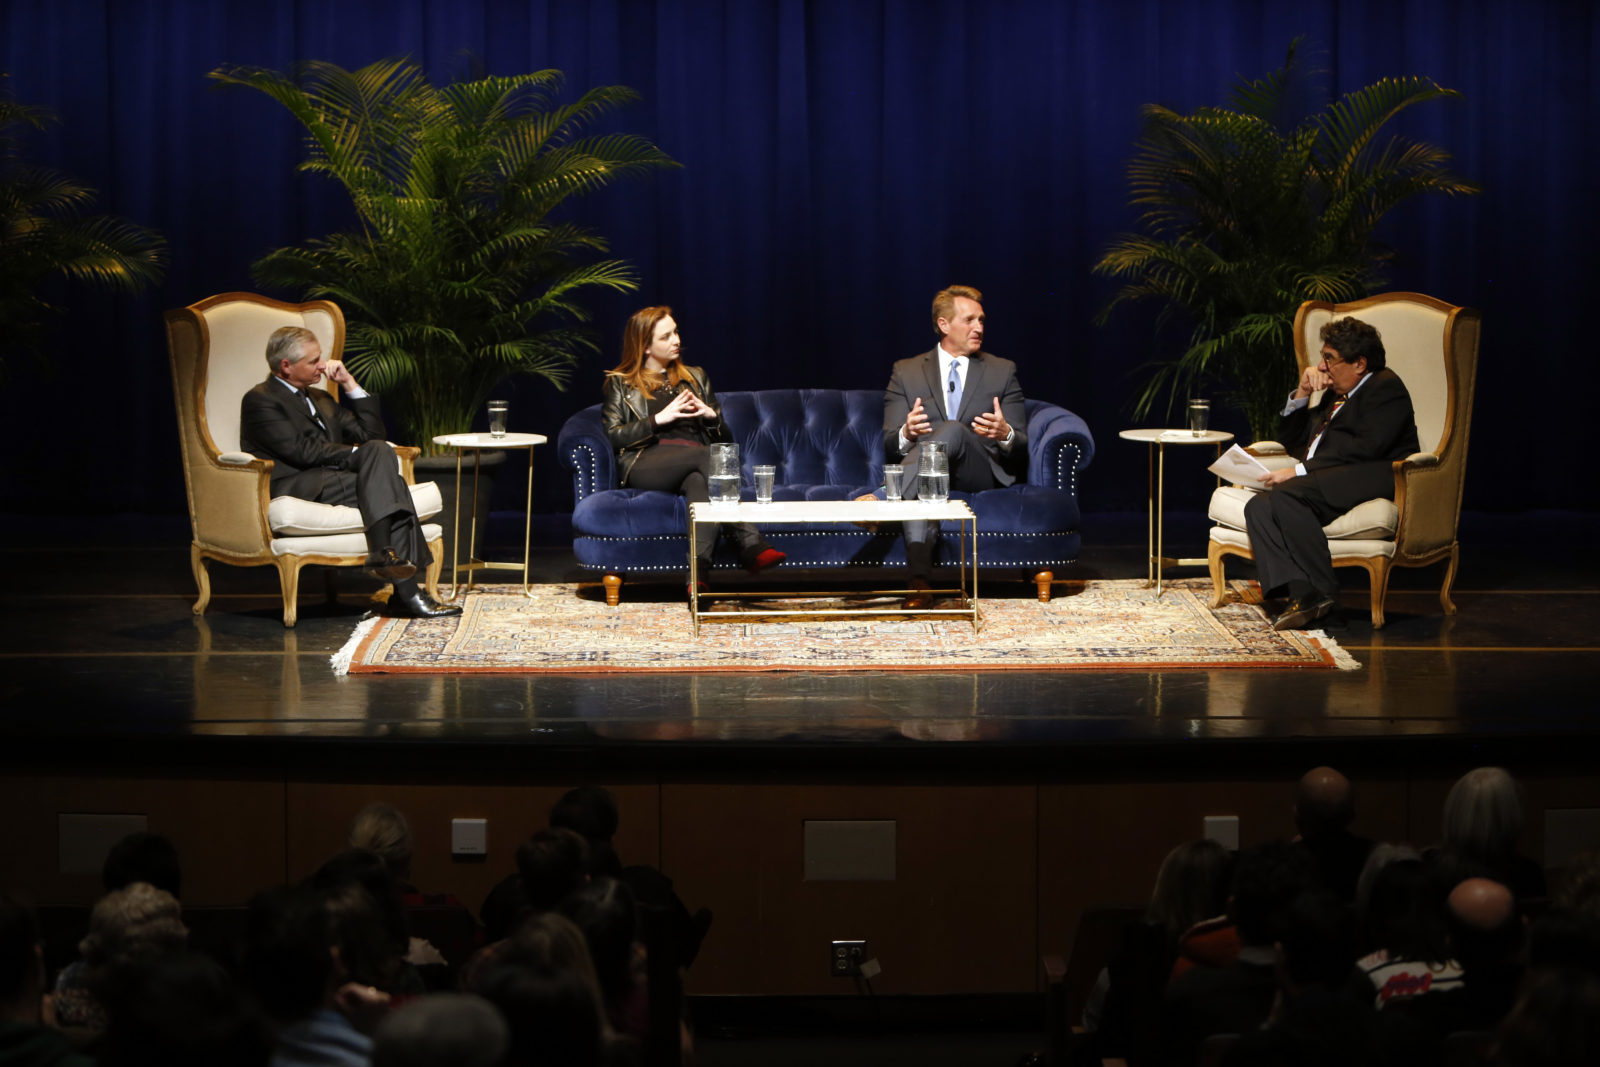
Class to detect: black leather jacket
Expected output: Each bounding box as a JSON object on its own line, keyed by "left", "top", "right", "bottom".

{"left": 601, "top": 365, "right": 734, "bottom": 485}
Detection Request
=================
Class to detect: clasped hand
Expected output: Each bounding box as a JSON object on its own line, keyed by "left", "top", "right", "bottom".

{"left": 653, "top": 387, "right": 717, "bottom": 427}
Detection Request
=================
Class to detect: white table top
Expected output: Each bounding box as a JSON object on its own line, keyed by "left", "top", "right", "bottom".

{"left": 432, "top": 432, "right": 548, "bottom": 449}
{"left": 691, "top": 498, "right": 975, "bottom": 523}
{"left": 1118, "top": 428, "right": 1235, "bottom": 445}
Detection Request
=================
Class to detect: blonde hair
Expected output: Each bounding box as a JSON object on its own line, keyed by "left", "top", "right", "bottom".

{"left": 79, "top": 882, "right": 187, "bottom": 966}
{"left": 931, "top": 285, "right": 983, "bottom": 336}
{"left": 347, "top": 802, "right": 413, "bottom": 882}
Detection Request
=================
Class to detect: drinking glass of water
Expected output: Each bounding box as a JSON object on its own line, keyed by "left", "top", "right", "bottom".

{"left": 919, "top": 441, "right": 949, "bottom": 503}
{"left": 1188, "top": 399, "right": 1210, "bottom": 437}
{"left": 709, "top": 443, "right": 741, "bottom": 503}
{"left": 754, "top": 464, "right": 776, "bottom": 504}
{"left": 487, "top": 400, "right": 509, "bottom": 438}
{"left": 882, "top": 464, "right": 904, "bottom": 502}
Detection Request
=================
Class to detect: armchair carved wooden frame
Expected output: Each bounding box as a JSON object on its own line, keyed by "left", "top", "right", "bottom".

{"left": 165, "top": 292, "right": 443, "bottom": 627}
{"left": 1207, "top": 292, "right": 1481, "bottom": 629}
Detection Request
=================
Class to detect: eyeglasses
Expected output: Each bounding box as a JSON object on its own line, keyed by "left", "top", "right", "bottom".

{"left": 1319, "top": 350, "right": 1347, "bottom": 366}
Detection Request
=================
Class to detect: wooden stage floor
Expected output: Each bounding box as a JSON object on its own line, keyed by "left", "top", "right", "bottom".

{"left": 4, "top": 510, "right": 1597, "bottom": 771}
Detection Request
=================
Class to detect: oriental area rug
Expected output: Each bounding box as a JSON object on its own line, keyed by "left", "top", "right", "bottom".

{"left": 332, "top": 578, "right": 1357, "bottom": 675}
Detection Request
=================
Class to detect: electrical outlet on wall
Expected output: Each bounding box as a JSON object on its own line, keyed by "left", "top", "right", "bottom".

{"left": 830, "top": 939, "right": 869, "bottom": 977}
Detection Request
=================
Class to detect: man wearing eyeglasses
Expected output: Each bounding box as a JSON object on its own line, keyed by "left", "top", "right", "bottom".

{"left": 1245, "top": 317, "right": 1419, "bottom": 630}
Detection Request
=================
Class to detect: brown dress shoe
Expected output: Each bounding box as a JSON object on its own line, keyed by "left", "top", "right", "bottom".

{"left": 902, "top": 578, "right": 933, "bottom": 611}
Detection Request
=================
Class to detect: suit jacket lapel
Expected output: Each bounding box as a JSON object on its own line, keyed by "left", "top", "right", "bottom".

{"left": 921, "top": 350, "right": 949, "bottom": 419}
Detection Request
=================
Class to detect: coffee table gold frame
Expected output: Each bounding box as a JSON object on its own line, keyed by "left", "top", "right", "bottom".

{"left": 687, "top": 498, "right": 979, "bottom": 636}
{"left": 431, "top": 432, "right": 547, "bottom": 600}
{"left": 1117, "top": 428, "right": 1235, "bottom": 595}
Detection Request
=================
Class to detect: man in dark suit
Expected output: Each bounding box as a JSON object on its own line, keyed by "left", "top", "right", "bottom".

{"left": 239, "top": 326, "right": 460, "bottom": 619}
{"left": 1247, "top": 316, "right": 1419, "bottom": 630}
{"left": 879, "top": 285, "right": 1028, "bottom": 608}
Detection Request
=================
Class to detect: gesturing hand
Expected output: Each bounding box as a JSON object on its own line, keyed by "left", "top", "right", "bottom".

{"left": 682, "top": 391, "right": 719, "bottom": 420}
{"left": 972, "top": 397, "right": 1010, "bottom": 441}
{"left": 904, "top": 397, "right": 932, "bottom": 440}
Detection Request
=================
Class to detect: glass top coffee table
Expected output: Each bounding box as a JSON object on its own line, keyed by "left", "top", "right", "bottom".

{"left": 686, "top": 498, "right": 979, "bottom": 636}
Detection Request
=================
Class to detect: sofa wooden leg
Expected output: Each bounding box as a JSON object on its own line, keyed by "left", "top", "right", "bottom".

{"left": 1033, "top": 571, "right": 1054, "bottom": 602}
{"left": 603, "top": 574, "right": 622, "bottom": 607}
{"left": 1439, "top": 543, "right": 1460, "bottom": 616}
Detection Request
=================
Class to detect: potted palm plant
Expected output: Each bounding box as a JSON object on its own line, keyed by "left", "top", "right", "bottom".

{"left": 210, "top": 57, "right": 677, "bottom": 449}
{"left": 0, "top": 79, "right": 166, "bottom": 376}
{"left": 1094, "top": 41, "right": 1479, "bottom": 441}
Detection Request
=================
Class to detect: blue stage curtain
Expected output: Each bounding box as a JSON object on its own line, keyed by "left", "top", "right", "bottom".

{"left": 1, "top": 0, "right": 1594, "bottom": 513}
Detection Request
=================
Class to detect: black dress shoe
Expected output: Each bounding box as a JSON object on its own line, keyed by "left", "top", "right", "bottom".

{"left": 1271, "top": 593, "right": 1336, "bottom": 631}
{"left": 366, "top": 548, "right": 417, "bottom": 581}
{"left": 392, "top": 586, "right": 462, "bottom": 619}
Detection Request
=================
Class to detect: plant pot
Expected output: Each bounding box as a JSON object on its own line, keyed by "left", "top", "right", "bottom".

{"left": 415, "top": 451, "right": 507, "bottom": 573}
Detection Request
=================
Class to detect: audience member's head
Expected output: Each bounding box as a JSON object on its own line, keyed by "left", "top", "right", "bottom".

{"left": 371, "top": 993, "right": 508, "bottom": 1067}
{"left": 322, "top": 882, "right": 405, "bottom": 993}
{"left": 241, "top": 886, "right": 335, "bottom": 1024}
{"left": 1277, "top": 891, "right": 1358, "bottom": 994}
{"left": 1442, "top": 767, "right": 1526, "bottom": 869}
{"left": 550, "top": 787, "right": 624, "bottom": 877}
{"left": 490, "top": 912, "right": 612, "bottom": 1031}
{"left": 476, "top": 965, "right": 605, "bottom": 1067}
{"left": 348, "top": 803, "right": 414, "bottom": 885}
{"left": 97, "top": 951, "right": 271, "bottom": 1067}
{"left": 102, "top": 832, "right": 182, "bottom": 899}
{"left": 1448, "top": 877, "right": 1523, "bottom": 972}
{"left": 1526, "top": 909, "right": 1600, "bottom": 977}
{"left": 1488, "top": 967, "right": 1600, "bottom": 1067}
{"left": 0, "top": 893, "right": 44, "bottom": 1020}
{"left": 1228, "top": 842, "right": 1318, "bottom": 948}
{"left": 1355, "top": 842, "right": 1421, "bottom": 920}
{"left": 558, "top": 878, "right": 638, "bottom": 1011}
{"left": 1146, "top": 839, "right": 1232, "bottom": 939}
{"left": 1294, "top": 766, "right": 1357, "bottom": 840}
{"left": 1554, "top": 849, "right": 1600, "bottom": 920}
{"left": 1361, "top": 857, "right": 1452, "bottom": 964}
{"left": 310, "top": 847, "right": 410, "bottom": 965}
{"left": 516, "top": 827, "right": 591, "bottom": 912}
{"left": 550, "top": 786, "right": 620, "bottom": 844}
{"left": 79, "top": 882, "right": 188, "bottom": 970}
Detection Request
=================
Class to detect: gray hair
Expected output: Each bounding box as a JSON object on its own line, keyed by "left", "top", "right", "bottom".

{"left": 265, "top": 326, "right": 318, "bottom": 374}
{"left": 347, "top": 802, "right": 413, "bottom": 881}
{"left": 1442, "top": 766, "right": 1525, "bottom": 865}
{"left": 79, "top": 882, "right": 187, "bottom": 967}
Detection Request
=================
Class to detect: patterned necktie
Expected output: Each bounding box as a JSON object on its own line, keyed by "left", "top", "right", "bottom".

{"left": 1308, "top": 393, "right": 1347, "bottom": 454}
{"left": 947, "top": 360, "right": 963, "bottom": 419}
{"left": 297, "top": 388, "right": 328, "bottom": 433}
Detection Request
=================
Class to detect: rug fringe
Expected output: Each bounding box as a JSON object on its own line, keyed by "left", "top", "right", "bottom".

{"left": 1306, "top": 630, "right": 1362, "bottom": 671}
{"left": 330, "top": 614, "right": 381, "bottom": 677}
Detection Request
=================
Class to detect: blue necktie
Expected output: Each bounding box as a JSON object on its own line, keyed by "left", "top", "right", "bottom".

{"left": 947, "top": 361, "right": 962, "bottom": 419}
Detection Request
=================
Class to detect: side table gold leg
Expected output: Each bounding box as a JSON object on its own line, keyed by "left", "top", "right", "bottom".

{"left": 1156, "top": 442, "right": 1166, "bottom": 595}
{"left": 444, "top": 450, "right": 464, "bottom": 601}
{"left": 521, "top": 445, "right": 535, "bottom": 597}
{"left": 1145, "top": 443, "right": 1156, "bottom": 586}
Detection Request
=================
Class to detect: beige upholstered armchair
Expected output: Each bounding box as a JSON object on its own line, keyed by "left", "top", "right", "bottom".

{"left": 165, "top": 292, "right": 444, "bottom": 627}
{"left": 1206, "top": 292, "right": 1481, "bottom": 628}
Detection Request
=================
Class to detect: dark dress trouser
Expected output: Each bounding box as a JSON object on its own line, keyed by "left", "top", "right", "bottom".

{"left": 306, "top": 440, "right": 432, "bottom": 568}
{"left": 1241, "top": 476, "right": 1343, "bottom": 600}
{"left": 623, "top": 444, "right": 761, "bottom": 564}
{"left": 896, "top": 421, "right": 1003, "bottom": 573}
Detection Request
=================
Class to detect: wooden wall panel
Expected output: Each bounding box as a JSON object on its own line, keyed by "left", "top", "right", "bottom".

{"left": 1037, "top": 776, "right": 1410, "bottom": 973}
{"left": 660, "top": 778, "right": 1037, "bottom": 996}
{"left": 283, "top": 781, "right": 660, "bottom": 912}
{"left": 0, "top": 773, "right": 285, "bottom": 905}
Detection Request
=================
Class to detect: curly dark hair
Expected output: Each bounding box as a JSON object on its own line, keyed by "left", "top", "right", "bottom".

{"left": 1319, "top": 317, "right": 1386, "bottom": 372}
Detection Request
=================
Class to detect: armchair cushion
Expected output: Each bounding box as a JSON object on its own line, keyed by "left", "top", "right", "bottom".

{"left": 1208, "top": 486, "right": 1398, "bottom": 541}
{"left": 269, "top": 523, "right": 445, "bottom": 558}
{"left": 267, "top": 481, "right": 443, "bottom": 536}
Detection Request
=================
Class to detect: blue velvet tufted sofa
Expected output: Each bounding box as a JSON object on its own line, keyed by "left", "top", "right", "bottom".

{"left": 557, "top": 388, "right": 1094, "bottom": 604}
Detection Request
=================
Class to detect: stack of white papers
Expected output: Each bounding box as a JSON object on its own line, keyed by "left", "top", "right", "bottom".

{"left": 1207, "top": 444, "right": 1272, "bottom": 486}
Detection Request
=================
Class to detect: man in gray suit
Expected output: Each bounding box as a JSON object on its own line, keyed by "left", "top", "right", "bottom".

{"left": 879, "top": 285, "right": 1028, "bottom": 607}
{"left": 239, "top": 326, "right": 459, "bottom": 619}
